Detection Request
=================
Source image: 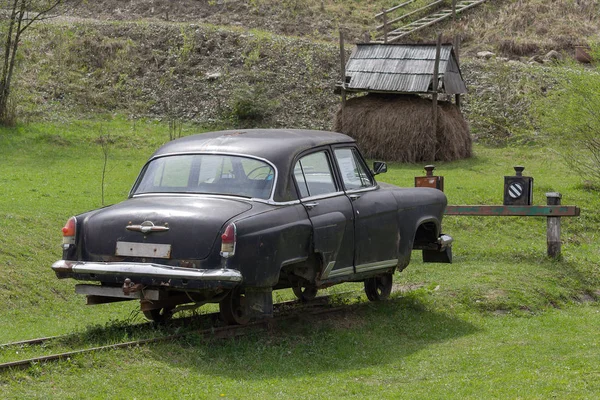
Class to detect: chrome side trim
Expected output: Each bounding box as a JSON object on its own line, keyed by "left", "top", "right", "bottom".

{"left": 344, "top": 186, "right": 378, "bottom": 195}
{"left": 131, "top": 193, "right": 301, "bottom": 207}
{"left": 52, "top": 260, "right": 243, "bottom": 282}
{"left": 281, "top": 256, "right": 309, "bottom": 267}
{"left": 301, "top": 191, "right": 346, "bottom": 202}
{"left": 354, "top": 259, "right": 398, "bottom": 273}
{"left": 327, "top": 266, "right": 354, "bottom": 278}
{"left": 320, "top": 261, "right": 336, "bottom": 279}
{"left": 253, "top": 198, "right": 302, "bottom": 206}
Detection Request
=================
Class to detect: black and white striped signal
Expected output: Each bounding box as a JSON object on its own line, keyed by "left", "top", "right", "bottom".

{"left": 508, "top": 182, "right": 524, "bottom": 199}
{"left": 504, "top": 166, "right": 533, "bottom": 206}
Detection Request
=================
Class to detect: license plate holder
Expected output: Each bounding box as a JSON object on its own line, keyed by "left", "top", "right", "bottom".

{"left": 115, "top": 241, "right": 172, "bottom": 259}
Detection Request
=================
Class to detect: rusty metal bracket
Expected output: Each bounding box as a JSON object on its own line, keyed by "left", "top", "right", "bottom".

{"left": 122, "top": 278, "right": 144, "bottom": 296}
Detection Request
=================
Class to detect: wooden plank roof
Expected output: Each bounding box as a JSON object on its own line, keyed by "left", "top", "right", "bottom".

{"left": 345, "top": 43, "right": 467, "bottom": 95}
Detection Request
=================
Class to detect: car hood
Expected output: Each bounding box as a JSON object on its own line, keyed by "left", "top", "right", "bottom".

{"left": 81, "top": 195, "right": 252, "bottom": 260}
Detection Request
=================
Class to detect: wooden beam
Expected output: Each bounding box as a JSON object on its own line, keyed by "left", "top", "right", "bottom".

{"left": 375, "top": 0, "right": 417, "bottom": 18}
{"left": 376, "top": 0, "right": 444, "bottom": 31}
{"left": 444, "top": 205, "right": 580, "bottom": 217}
{"left": 382, "top": 9, "right": 388, "bottom": 43}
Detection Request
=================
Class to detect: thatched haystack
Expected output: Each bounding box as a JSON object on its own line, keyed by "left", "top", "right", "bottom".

{"left": 333, "top": 94, "right": 471, "bottom": 163}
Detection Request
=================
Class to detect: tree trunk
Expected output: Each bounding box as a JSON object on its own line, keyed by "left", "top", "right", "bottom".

{"left": 0, "top": 0, "right": 20, "bottom": 123}
{"left": 0, "top": 0, "right": 67, "bottom": 124}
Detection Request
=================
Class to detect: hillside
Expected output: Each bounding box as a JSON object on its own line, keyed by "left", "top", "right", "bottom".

{"left": 70, "top": 0, "right": 600, "bottom": 56}
{"left": 10, "top": 0, "right": 600, "bottom": 133}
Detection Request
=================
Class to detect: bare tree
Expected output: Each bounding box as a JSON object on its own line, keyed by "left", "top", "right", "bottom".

{"left": 0, "top": 0, "right": 74, "bottom": 124}
{"left": 97, "top": 131, "right": 113, "bottom": 206}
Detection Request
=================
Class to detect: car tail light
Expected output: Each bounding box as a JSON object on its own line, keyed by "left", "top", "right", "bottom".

{"left": 220, "top": 223, "right": 236, "bottom": 258}
{"left": 61, "top": 216, "right": 77, "bottom": 247}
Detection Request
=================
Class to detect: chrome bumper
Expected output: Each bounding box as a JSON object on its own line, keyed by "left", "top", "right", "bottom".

{"left": 51, "top": 260, "right": 243, "bottom": 283}
{"left": 438, "top": 234, "right": 453, "bottom": 249}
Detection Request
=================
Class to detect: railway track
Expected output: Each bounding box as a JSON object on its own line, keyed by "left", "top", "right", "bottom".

{"left": 0, "top": 292, "right": 357, "bottom": 371}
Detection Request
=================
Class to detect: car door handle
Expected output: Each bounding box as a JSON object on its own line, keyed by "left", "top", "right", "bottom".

{"left": 304, "top": 202, "right": 319, "bottom": 210}
{"left": 349, "top": 194, "right": 361, "bottom": 201}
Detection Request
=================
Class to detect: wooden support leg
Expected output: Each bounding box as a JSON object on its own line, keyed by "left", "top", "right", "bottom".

{"left": 546, "top": 192, "right": 562, "bottom": 258}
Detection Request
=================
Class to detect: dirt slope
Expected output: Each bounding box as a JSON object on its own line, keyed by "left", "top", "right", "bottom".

{"left": 14, "top": 0, "right": 600, "bottom": 129}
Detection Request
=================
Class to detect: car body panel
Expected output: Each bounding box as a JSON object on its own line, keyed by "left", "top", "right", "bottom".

{"left": 301, "top": 193, "right": 355, "bottom": 278}
{"left": 351, "top": 188, "right": 401, "bottom": 267}
{"left": 81, "top": 196, "right": 252, "bottom": 261}
{"left": 52, "top": 129, "right": 451, "bottom": 317}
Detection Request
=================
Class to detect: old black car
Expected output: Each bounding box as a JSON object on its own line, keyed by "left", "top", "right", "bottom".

{"left": 52, "top": 129, "right": 452, "bottom": 324}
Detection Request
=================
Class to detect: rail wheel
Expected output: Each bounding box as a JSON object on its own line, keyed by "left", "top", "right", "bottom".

{"left": 292, "top": 284, "right": 318, "bottom": 302}
{"left": 364, "top": 273, "right": 393, "bottom": 301}
{"left": 219, "top": 287, "right": 250, "bottom": 325}
{"left": 143, "top": 307, "right": 173, "bottom": 323}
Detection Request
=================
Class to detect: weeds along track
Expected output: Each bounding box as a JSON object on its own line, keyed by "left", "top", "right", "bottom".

{"left": 0, "top": 292, "right": 358, "bottom": 371}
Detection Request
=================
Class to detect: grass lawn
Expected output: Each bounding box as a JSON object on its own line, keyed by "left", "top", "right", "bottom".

{"left": 0, "top": 119, "right": 598, "bottom": 398}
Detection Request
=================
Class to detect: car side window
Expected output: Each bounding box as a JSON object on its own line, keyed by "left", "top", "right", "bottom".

{"left": 294, "top": 151, "right": 337, "bottom": 198}
{"left": 334, "top": 148, "right": 374, "bottom": 190}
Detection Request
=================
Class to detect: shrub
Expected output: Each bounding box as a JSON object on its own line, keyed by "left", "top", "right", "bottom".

{"left": 534, "top": 45, "right": 600, "bottom": 188}
{"left": 229, "top": 83, "right": 277, "bottom": 123}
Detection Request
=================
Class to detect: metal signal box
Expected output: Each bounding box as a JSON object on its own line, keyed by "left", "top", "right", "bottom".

{"left": 415, "top": 165, "right": 444, "bottom": 191}
{"left": 504, "top": 166, "right": 533, "bottom": 205}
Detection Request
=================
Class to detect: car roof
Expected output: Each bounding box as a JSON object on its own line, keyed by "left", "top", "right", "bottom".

{"left": 151, "top": 129, "right": 355, "bottom": 161}
{"left": 148, "top": 129, "right": 358, "bottom": 203}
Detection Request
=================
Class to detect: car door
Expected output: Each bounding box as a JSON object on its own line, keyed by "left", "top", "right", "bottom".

{"left": 294, "top": 149, "right": 355, "bottom": 279}
{"left": 333, "top": 147, "right": 400, "bottom": 273}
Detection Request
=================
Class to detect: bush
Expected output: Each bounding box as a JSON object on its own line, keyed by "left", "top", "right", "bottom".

{"left": 229, "top": 83, "right": 277, "bottom": 123}
{"left": 534, "top": 45, "right": 600, "bottom": 188}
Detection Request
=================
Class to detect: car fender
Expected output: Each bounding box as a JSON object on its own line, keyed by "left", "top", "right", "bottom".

{"left": 225, "top": 203, "right": 312, "bottom": 287}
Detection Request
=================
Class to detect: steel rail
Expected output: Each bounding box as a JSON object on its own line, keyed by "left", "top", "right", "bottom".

{"left": 0, "top": 291, "right": 355, "bottom": 350}
{"left": 0, "top": 335, "right": 64, "bottom": 349}
{"left": 0, "top": 292, "right": 358, "bottom": 371}
{"left": 0, "top": 305, "right": 346, "bottom": 371}
{"left": 0, "top": 315, "right": 207, "bottom": 350}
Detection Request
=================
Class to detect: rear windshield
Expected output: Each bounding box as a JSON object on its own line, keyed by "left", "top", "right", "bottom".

{"left": 133, "top": 154, "right": 275, "bottom": 200}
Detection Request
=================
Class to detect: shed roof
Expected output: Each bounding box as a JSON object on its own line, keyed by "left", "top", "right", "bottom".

{"left": 345, "top": 43, "right": 467, "bottom": 95}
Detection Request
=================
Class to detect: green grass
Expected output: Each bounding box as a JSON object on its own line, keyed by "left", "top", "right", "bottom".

{"left": 0, "top": 119, "right": 598, "bottom": 397}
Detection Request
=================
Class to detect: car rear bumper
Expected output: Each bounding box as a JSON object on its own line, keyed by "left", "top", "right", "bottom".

{"left": 52, "top": 260, "right": 243, "bottom": 290}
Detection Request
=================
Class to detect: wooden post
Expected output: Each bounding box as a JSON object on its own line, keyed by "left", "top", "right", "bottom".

{"left": 339, "top": 29, "right": 346, "bottom": 110}
{"left": 546, "top": 192, "right": 562, "bottom": 258}
{"left": 382, "top": 9, "right": 388, "bottom": 44}
{"left": 454, "top": 34, "right": 461, "bottom": 109}
{"left": 431, "top": 34, "right": 442, "bottom": 161}
{"left": 452, "top": 0, "right": 457, "bottom": 20}
{"left": 454, "top": 34, "right": 460, "bottom": 64}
